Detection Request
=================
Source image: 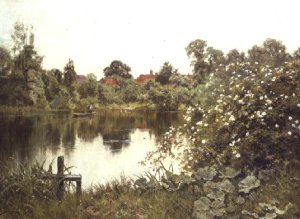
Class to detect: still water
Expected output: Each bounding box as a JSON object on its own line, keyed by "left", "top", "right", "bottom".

{"left": 0, "top": 111, "right": 183, "bottom": 187}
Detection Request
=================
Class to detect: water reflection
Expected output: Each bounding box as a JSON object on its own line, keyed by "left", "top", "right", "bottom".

{"left": 0, "top": 111, "right": 183, "bottom": 186}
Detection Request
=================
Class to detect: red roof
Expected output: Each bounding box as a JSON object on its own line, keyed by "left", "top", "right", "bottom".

{"left": 136, "top": 71, "right": 157, "bottom": 84}
{"left": 99, "top": 77, "right": 118, "bottom": 86}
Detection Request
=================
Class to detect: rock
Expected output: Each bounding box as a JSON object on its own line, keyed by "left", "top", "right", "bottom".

{"left": 194, "top": 197, "right": 211, "bottom": 211}
{"left": 219, "top": 167, "right": 241, "bottom": 179}
{"left": 194, "top": 167, "right": 217, "bottom": 181}
{"left": 238, "top": 175, "right": 261, "bottom": 193}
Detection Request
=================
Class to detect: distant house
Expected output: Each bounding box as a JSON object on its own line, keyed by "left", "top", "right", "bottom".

{"left": 76, "top": 75, "right": 87, "bottom": 84}
{"left": 136, "top": 70, "right": 157, "bottom": 84}
{"left": 99, "top": 77, "right": 118, "bottom": 86}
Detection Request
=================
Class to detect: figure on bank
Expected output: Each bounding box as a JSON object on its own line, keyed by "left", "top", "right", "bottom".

{"left": 88, "top": 104, "right": 93, "bottom": 113}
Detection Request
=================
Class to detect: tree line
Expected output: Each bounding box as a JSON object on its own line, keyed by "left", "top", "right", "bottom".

{"left": 0, "top": 22, "right": 299, "bottom": 112}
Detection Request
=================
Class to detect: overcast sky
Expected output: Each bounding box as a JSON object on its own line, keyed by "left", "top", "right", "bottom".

{"left": 1, "top": 0, "right": 300, "bottom": 78}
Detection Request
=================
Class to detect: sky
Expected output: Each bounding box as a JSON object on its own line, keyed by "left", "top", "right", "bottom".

{"left": 0, "top": 0, "right": 300, "bottom": 79}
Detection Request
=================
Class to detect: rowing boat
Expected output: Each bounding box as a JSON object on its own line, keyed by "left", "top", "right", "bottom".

{"left": 73, "top": 112, "right": 96, "bottom": 118}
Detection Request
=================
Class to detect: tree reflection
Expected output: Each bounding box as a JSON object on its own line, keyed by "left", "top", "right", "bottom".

{"left": 102, "top": 130, "right": 131, "bottom": 152}
{"left": 76, "top": 118, "right": 100, "bottom": 142}
{"left": 0, "top": 111, "right": 183, "bottom": 165}
{"left": 62, "top": 122, "right": 75, "bottom": 148}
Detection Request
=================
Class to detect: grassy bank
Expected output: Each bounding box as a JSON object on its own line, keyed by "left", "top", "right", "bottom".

{"left": 1, "top": 161, "right": 300, "bottom": 218}
{"left": 0, "top": 162, "right": 193, "bottom": 219}
{"left": 0, "top": 103, "right": 187, "bottom": 116}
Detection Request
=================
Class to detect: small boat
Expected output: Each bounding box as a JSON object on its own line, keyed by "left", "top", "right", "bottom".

{"left": 73, "top": 112, "right": 96, "bottom": 118}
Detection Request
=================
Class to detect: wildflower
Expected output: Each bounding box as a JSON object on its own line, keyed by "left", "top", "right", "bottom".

{"left": 229, "top": 115, "right": 235, "bottom": 121}
{"left": 235, "top": 153, "right": 241, "bottom": 158}
{"left": 275, "top": 124, "right": 279, "bottom": 128}
{"left": 297, "top": 103, "right": 300, "bottom": 107}
{"left": 196, "top": 121, "right": 202, "bottom": 126}
{"left": 289, "top": 116, "right": 292, "bottom": 121}
{"left": 288, "top": 131, "right": 292, "bottom": 135}
{"left": 201, "top": 140, "right": 206, "bottom": 144}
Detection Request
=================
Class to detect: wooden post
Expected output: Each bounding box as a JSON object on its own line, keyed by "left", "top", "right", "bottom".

{"left": 76, "top": 178, "right": 82, "bottom": 196}
{"left": 40, "top": 156, "right": 82, "bottom": 200}
{"left": 57, "top": 156, "right": 64, "bottom": 200}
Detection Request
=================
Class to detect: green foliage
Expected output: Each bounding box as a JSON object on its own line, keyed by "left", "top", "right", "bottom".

{"left": 169, "top": 72, "right": 192, "bottom": 88}
{"left": 63, "top": 59, "right": 77, "bottom": 87}
{"left": 152, "top": 61, "right": 300, "bottom": 171}
{"left": 247, "top": 38, "right": 289, "bottom": 67}
{"left": 186, "top": 39, "right": 225, "bottom": 85}
{"left": 0, "top": 46, "right": 11, "bottom": 76}
{"left": 103, "top": 60, "right": 132, "bottom": 79}
{"left": 156, "top": 61, "right": 176, "bottom": 85}
{"left": 10, "top": 22, "right": 43, "bottom": 80}
{"left": 77, "top": 73, "right": 98, "bottom": 99}
{"left": 0, "top": 162, "right": 193, "bottom": 218}
{"left": 149, "top": 85, "right": 190, "bottom": 111}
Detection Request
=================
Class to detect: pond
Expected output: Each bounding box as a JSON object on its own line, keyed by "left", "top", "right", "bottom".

{"left": 0, "top": 110, "right": 184, "bottom": 187}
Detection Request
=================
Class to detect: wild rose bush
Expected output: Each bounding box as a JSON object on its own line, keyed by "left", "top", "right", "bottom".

{"left": 147, "top": 60, "right": 300, "bottom": 171}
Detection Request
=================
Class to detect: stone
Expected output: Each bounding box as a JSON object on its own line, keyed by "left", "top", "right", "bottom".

{"left": 238, "top": 175, "right": 261, "bottom": 193}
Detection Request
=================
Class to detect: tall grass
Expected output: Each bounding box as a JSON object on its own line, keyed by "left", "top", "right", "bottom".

{"left": 0, "top": 160, "right": 193, "bottom": 219}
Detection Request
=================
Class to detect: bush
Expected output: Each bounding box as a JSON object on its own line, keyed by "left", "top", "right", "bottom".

{"left": 148, "top": 61, "right": 300, "bottom": 171}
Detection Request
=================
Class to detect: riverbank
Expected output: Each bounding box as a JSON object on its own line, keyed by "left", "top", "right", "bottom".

{"left": 0, "top": 103, "right": 187, "bottom": 115}
{"left": 1, "top": 161, "right": 299, "bottom": 218}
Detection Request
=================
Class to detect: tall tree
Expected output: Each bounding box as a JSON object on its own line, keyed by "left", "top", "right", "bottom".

{"left": 78, "top": 73, "right": 98, "bottom": 98}
{"left": 0, "top": 46, "right": 11, "bottom": 76}
{"left": 248, "top": 38, "right": 289, "bottom": 67}
{"left": 103, "top": 60, "right": 132, "bottom": 79}
{"left": 10, "top": 22, "right": 43, "bottom": 79}
{"left": 156, "top": 62, "right": 176, "bottom": 85}
{"left": 186, "top": 39, "right": 225, "bottom": 84}
{"left": 225, "top": 49, "right": 245, "bottom": 65}
{"left": 63, "top": 59, "right": 77, "bottom": 87}
{"left": 293, "top": 48, "right": 300, "bottom": 60}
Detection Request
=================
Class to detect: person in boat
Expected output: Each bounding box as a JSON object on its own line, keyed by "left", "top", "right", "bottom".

{"left": 88, "top": 104, "right": 93, "bottom": 113}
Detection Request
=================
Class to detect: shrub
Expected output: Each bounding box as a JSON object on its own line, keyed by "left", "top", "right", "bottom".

{"left": 147, "top": 61, "right": 300, "bottom": 171}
